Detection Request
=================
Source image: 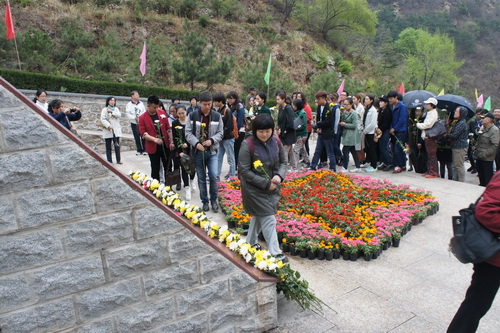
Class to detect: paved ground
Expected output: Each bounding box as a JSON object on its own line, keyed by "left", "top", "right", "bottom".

{"left": 105, "top": 140, "right": 499, "bottom": 333}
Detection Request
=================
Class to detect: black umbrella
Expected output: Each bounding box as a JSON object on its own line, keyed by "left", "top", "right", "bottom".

{"left": 403, "top": 90, "right": 436, "bottom": 108}
{"left": 436, "top": 94, "right": 475, "bottom": 119}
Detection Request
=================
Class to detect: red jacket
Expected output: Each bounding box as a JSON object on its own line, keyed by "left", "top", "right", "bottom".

{"left": 475, "top": 171, "right": 500, "bottom": 267}
{"left": 138, "top": 110, "right": 171, "bottom": 154}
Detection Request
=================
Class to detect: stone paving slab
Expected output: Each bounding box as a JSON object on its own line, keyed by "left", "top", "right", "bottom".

{"left": 109, "top": 147, "right": 499, "bottom": 333}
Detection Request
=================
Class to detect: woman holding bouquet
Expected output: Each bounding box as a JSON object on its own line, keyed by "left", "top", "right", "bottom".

{"left": 238, "top": 113, "right": 288, "bottom": 263}
{"left": 172, "top": 105, "right": 196, "bottom": 200}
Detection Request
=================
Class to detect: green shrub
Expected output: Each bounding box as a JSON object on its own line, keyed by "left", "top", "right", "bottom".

{"left": 338, "top": 60, "right": 353, "bottom": 75}
{"left": 0, "top": 69, "right": 197, "bottom": 100}
{"left": 198, "top": 15, "right": 210, "bottom": 28}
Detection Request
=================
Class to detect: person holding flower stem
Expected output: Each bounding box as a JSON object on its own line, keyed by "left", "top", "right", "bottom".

{"left": 185, "top": 91, "right": 224, "bottom": 212}
{"left": 172, "top": 105, "right": 196, "bottom": 200}
{"left": 238, "top": 113, "right": 288, "bottom": 263}
{"left": 138, "top": 95, "right": 175, "bottom": 183}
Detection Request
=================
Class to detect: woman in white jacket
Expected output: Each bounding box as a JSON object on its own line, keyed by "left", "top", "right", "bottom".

{"left": 362, "top": 95, "right": 378, "bottom": 172}
{"left": 101, "top": 96, "right": 123, "bottom": 164}
{"left": 416, "top": 97, "right": 439, "bottom": 178}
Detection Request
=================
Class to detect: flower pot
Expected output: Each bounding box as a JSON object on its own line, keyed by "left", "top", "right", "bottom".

{"left": 412, "top": 218, "right": 418, "bottom": 226}
{"left": 325, "top": 251, "right": 334, "bottom": 261}
{"left": 349, "top": 253, "right": 358, "bottom": 261}
{"left": 308, "top": 251, "right": 316, "bottom": 260}
{"left": 407, "top": 223, "right": 412, "bottom": 231}
{"left": 382, "top": 242, "right": 389, "bottom": 250}
{"left": 299, "top": 249, "right": 308, "bottom": 258}
{"left": 392, "top": 238, "right": 401, "bottom": 247}
{"left": 317, "top": 249, "right": 326, "bottom": 260}
{"left": 281, "top": 243, "right": 290, "bottom": 253}
{"left": 342, "top": 252, "right": 350, "bottom": 260}
{"left": 372, "top": 252, "right": 379, "bottom": 260}
{"left": 363, "top": 253, "right": 372, "bottom": 261}
{"left": 333, "top": 250, "right": 341, "bottom": 259}
{"left": 227, "top": 220, "right": 236, "bottom": 228}
{"left": 290, "top": 246, "right": 298, "bottom": 256}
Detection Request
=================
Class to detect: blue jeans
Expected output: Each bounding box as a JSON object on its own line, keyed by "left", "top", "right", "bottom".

{"left": 194, "top": 150, "right": 219, "bottom": 204}
{"left": 392, "top": 131, "right": 407, "bottom": 169}
{"left": 379, "top": 130, "right": 392, "bottom": 166}
{"left": 218, "top": 138, "right": 236, "bottom": 178}
{"left": 311, "top": 135, "right": 336, "bottom": 171}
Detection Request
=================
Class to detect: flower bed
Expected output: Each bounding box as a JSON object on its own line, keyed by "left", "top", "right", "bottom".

{"left": 129, "top": 170, "right": 326, "bottom": 311}
{"left": 219, "top": 170, "right": 438, "bottom": 261}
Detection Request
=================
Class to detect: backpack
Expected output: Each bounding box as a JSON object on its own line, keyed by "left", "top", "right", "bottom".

{"left": 449, "top": 195, "right": 500, "bottom": 264}
{"left": 293, "top": 111, "right": 305, "bottom": 130}
{"left": 223, "top": 106, "right": 239, "bottom": 139}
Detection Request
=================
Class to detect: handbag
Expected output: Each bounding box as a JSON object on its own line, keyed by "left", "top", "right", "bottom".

{"left": 165, "top": 153, "right": 181, "bottom": 187}
{"left": 426, "top": 119, "right": 446, "bottom": 139}
{"left": 180, "top": 154, "right": 196, "bottom": 176}
{"left": 449, "top": 196, "right": 500, "bottom": 264}
{"left": 293, "top": 116, "right": 304, "bottom": 130}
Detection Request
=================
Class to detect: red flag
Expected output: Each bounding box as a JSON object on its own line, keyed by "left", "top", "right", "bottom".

{"left": 4, "top": 1, "right": 15, "bottom": 40}
{"left": 398, "top": 83, "right": 405, "bottom": 95}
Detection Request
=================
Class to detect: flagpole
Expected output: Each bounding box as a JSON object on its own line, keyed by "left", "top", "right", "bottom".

{"left": 13, "top": 36, "right": 21, "bottom": 70}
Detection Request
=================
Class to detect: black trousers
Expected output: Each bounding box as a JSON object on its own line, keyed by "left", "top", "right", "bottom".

{"left": 104, "top": 137, "right": 120, "bottom": 163}
{"left": 234, "top": 132, "right": 245, "bottom": 168}
{"left": 365, "top": 134, "right": 378, "bottom": 168}
{"left": 131, "top": 123, "right": 145, "bottom": 153}
{"left": 447, "top": 262, "right": 500, "bottom": 333}
{"left": 149, "top": 145, "right": 170, "bottom": 181}
{"left": 477, "top": 160, "right": 494, "bottom": 187}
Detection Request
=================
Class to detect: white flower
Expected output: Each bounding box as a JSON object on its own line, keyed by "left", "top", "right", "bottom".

{"left": 160, "top": 114, "right": 167, "bottom": 119}
{"left": 244, "top": 253, "right": 253, "bottom": 263}
{"left": 239, "top": 244, "right": 249, "bottom": 256}
{"left": 256, "top": 260, "right": 268, "bottom": 270}
{"left": 229, "top": 241, "right": 239, "bottom": 251}
{"left": 154, "top": 120, "right": 160, "bottom": 124}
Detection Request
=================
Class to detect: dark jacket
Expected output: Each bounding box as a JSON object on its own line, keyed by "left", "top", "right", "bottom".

{"left": 238, "top": 136, "right": 286, "bottom": 216}
{"left": 447, "top": 108, "right": 469, "bottom": 149}
{"left": 50, "top": 110, "right": 82, "bottom": 131}
{"left": 278, "top": 104, "right": 296, "bottom": 145}
{"left": 476, "top": 172, "right": 500, "bottom": 267}
{"left": 377, "top": 105, "right": 392, "bottom": 131}
{"left": 230, "top": 102, "right": 246, "bottom": 133}
{"left": 172, "top": 119, "right": 191, "bottom": 155}
{"left": 185, "top": 110, "right": 224, "bottom": 155}
{"left": 295, "top": 109, "right": 308, "bottom": 138}
{"left": 476, "top": 124, "right": 500, "bottom": 161}
{"left": 220, "top": 105, "right": 234, "bottom": 140}
{"left": 315, "top": 103, "right": 335, "bottom": 139}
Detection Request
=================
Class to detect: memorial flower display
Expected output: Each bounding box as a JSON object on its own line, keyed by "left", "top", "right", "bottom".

{"left": 219, "top": 170, "right": 438, "bottom": 260}
{"left": 129, "top": 170, "right": 326, "bottom": 312}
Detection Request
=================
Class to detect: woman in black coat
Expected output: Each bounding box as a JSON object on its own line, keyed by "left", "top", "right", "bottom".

{"left": 276, "top": 92, "right": 297, "bottom": 170}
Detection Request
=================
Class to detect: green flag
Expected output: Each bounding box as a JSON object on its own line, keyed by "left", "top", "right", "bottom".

{"left": 264, "top": 54, "right": 272, "bottom": 86}
{"left": 484, "top": 96, "right": 492, "bottom": 111}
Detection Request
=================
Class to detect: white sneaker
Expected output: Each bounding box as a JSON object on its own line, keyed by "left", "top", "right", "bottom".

{"left": 191, "top": 181, "right": 197, "bottom": 192}
{"left": 185, "top": 186, "right": 191, "bottom": 201}
{"left": 365, "top": 166, "right": 377, "bottom": 172}
{"left": 349, "top": 168, "right": 361, "bottom": 173}
{"left": 360, "top": 162, "right": 368, "bottom": 168}
{"left": 339, "top": 167, "right": 348, "bottom": 173}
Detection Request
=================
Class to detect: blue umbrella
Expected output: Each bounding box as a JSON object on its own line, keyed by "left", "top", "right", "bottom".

{"left": 403, "top": 90, "right": 436, "bottom": 108}
{"left": 436, "top": 94, "right": 475, "bottom": 119}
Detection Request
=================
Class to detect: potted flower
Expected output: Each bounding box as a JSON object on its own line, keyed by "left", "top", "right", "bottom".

{"left": 290, "top": 242, "right": 298, "bottom": 256}
{"left": 308, "top": 244, "right": 318, "bottom": 260}
{"left": 392, "top": 233, "right": 402, "bottom": 247}
{"left": 281, "top": 237, "right": 290, "bottom": 252}
{"left": 295, "top": 240, "right": 308, "bottom": 258}
{"left": 316, "top": 244, "right": 326, "bottom": 260}
{"left": 362, "top": 245, "right": 376, "bottom": 261}
{"left": 325, "top": 247, "right": 334, "bottom": 261}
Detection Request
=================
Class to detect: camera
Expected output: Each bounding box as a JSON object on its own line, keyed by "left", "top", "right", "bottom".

{"left": 70, "top": 108, "right": 78, "bottom": 113}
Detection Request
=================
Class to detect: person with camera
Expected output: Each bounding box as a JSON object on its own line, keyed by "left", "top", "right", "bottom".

{"left": 101, "top": 96, "right": 122, "bottom": 165}
{"left": 48, "top": 99, "right": 82, "bottom": 131}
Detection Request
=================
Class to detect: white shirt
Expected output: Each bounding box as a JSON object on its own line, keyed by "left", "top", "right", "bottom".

{"left": 417, "top": 109, "right": 438, "bottom": 139}
{"left": 125, "top": 100, "right": 145, "bottom": 124}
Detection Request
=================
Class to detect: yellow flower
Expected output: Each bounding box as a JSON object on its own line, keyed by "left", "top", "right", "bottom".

{"left": 175, "top": 126, "right": 183, "bottom": 129}
{"left": 201, "top": 123, "right": 206, "bottom": 127}
{"left": 253, "top": 160, "right": 263, "bottom": 169}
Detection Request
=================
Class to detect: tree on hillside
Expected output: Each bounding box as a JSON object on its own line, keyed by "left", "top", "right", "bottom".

{"left": 171, "top": 24, "right": 233, "bottom": 91}
{"left": 395, "top": 28, "right": 463, "bottom": 90}
{"left": 298, "top": 0, "right": 377, "bottom": 46}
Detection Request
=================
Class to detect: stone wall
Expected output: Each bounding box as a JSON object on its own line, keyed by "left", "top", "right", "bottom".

{"left": 0, "top": 81, "right": 278, "bottom": 332}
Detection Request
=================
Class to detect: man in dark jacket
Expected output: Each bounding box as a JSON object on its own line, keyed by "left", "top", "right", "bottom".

{"left": 309, "top": 91, "right": 336, "bottom": 171}
{"left": 213, "top": 92, "right": 236, "bottom": 180}
{"left": 377, "top": 95, "right": 393, "bottom": 170}
{"left": 388, "top": 90, "right": 408, "bottom": 173}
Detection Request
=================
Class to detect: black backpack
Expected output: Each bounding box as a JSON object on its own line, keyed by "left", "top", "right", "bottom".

{"left": 450, "top": 196, "right": 500, "bottom": 264}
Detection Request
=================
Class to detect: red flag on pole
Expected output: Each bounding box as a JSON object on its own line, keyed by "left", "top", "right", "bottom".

{"left": 4, "top": 1, "right": 15, "bottom": 40}
{"left": 139, "top": 42, "right": 146, "bottom": 77}
{"left": 398, "top": 83, "right": 405, "bottom": 95}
